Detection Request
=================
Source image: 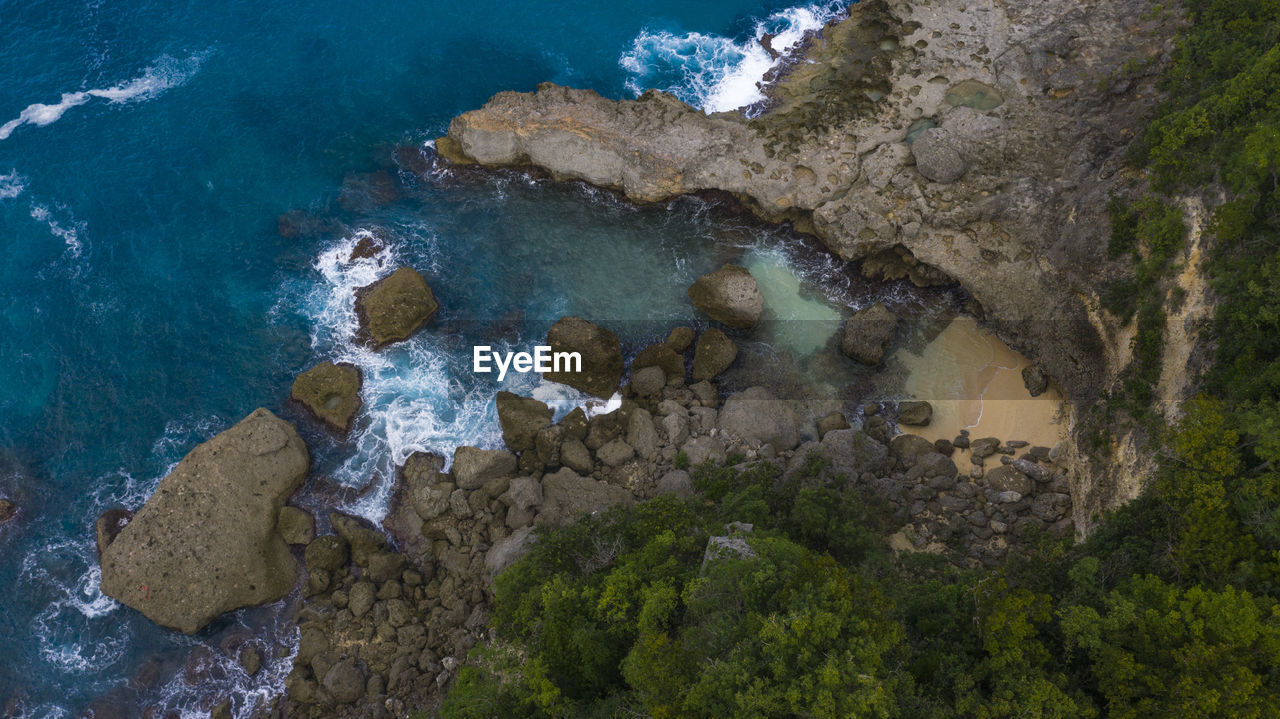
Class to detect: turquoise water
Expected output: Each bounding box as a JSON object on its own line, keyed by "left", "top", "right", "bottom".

{"left": 0, "top": 0, "right": 870, "bottom": 715}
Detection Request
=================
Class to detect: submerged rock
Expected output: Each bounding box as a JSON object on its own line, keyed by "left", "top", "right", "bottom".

{"left": 290, "top": 361, "right": 363, "bottom": 434}
{"left": 841, "top": 303, "right": 898, "bottom": 365}
{"left": 0, "top": 498, "right": 14, "bottom": 524}
{"left": 687, "top": 265, "right": 764, "bottom": 329}
{"left": 99, "top": 409, "right": 309, "bottom": 634}
{"left": 544, "top": 316, "right": 623, "bottom": 399}
{"left": 354, "top": 267, "right": 439, "bottom": 349}
{"left": 898, "top": 401, "right": 933, "bottom": 426}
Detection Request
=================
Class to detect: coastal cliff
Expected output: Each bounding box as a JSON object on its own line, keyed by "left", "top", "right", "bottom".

{"left": 437, "top": 0, "right": 1181, "bottom": 527}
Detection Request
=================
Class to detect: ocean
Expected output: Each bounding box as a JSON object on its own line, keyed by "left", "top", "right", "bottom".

{"left": 0, "top": 0, "right": 917, "bottom": 715}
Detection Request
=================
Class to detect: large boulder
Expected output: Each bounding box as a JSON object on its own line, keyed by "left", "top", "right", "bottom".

{"left": 354, "top": 267, "right": 439, "bottom": 348}
{"left": 898, "top": 401, "right": 933, "bottom": 426}
{"left": 451, "top": 446, "right": 517, "bottom": 490}
{"left": 485, "top": 526, "right": 536, "bottom": 576}
{"left": 495, "top": 391, "right": 553, "bottom": 452}
{"left": 717, "top": 387, "right": 801, "bottom": 451}
{"left": 290, "top": 361, "right": 362, "bottom": 433}
{"left": 691, "top": 328, "right": 738, "bottom": 382}
{"left": 911, "top": 128, "right": 967, "bottom": 184}
{"left": 841, "top": 303, "right": 898, "bottom": 365}
{"left": 687, "top": 265, "right": 764, "bottom": 329}
{"left": 544, "top": 316, "right": 624, "bottom": 399}
{"left": 99, "top": 409, "right": 309, "bottom": 634}
{"left": 539, "top": 468, "right": 633, "bottom": 526}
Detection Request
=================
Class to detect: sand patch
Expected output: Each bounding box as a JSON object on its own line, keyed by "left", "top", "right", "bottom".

{"left": 896, "top": 316, "right": 1067, "bottom": 448}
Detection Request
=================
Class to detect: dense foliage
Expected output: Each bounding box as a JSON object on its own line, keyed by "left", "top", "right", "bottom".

{"left": 436, "top": 2, "right": 1280, "bottom": 716}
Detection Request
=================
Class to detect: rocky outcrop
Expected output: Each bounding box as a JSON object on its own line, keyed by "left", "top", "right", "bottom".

{"left": 841, "top": 303, "right": 898, "bottom": 365}
{"left": 544, "top": 316, "right": 624, "bottom": 398}
{"left": 437, "top": 0, "right": 1177, "bottom": 411}
{"left": 687, "top": 265, "right": 764, "bottom": 329}
{"left": 0, "top": 498, "right": 16, "bottom": 525}
{"left": 99, "top": 409, "right": 310, "bottom": 634}
{"left": 495, "top": 392, "right": 553, "bottom": 452}
{"left": 717, "top": 387, "right": 801, "bottom": 452}
{"left": 291, "top": 361, "right": 363, "bottom": 434}
{"left": 691, "top": 328, "right": 738, "bottom": 382}
{"left": 354, "top": 267, "right": 439, "bottom": 348}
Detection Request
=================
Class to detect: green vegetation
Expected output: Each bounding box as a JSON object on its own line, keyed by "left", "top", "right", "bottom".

{"left": 437, "top": 2, "right": 1280, "bottom": 717}
{"left": 442, "top": 400, "right": 1280, "bottom": 717}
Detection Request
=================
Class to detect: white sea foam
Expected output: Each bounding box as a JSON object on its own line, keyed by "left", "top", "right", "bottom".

{"left": 620, "top": 2, "right": 844, "bottom": 113}
{"left": 0, "top": 170, "right": 27, "bottom": 199}
{"left": 29, "top": 203, "right": 85, "bottom": 256}
{"left": 0, "top": 52, "right": 207, "bottom": 141}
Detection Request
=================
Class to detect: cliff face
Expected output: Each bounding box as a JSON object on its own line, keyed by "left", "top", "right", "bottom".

{"left": 437, "top": 0, "right": 1178, "bottom": 527}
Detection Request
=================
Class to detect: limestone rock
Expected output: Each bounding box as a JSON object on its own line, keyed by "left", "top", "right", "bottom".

{"left": 680, "top": 435, "right": 726, "bottom": 466}
{"left": 632, "top": 343, "right": 684, "bottom": 378}
{"left": 560, "top": 439, "right": 594, "bottom": 474}
{"left": 539, "top": 468, "right": 633, "bottom": 526}
{"left": 500, "top": 477, "right": 543, "bottom": 512}
{"left": 911, "top": 128, "right": 967, "bottom": 183}
{"left": 629, "top": 366, "right": 666, "bottom": 398}
{"left": 665, "top": 326, "right": 696, "bottom": 353}
{"left": 986, "top": 465, "right": 1034, "bottom": 495}
{"left": 95, "top": 508, "right": 132, "bottom": 556}
{"left": 656, "top": 470, "right": 693, "bottom": 498}
{"left": 898, "top": 401, "right": 933, "bottom": 427}
{"left": 840, "top": 303, "right": 898, "bottom": 365}
{"left": 495, "top": 391, "right": 552, "bottom": 452}
{"left": 544, "top": 316, "right": 623, "bottom": 399}
{"left": 323, "top": 659, "right": 366, "bottom": 704}
{"left": 688, "top": 265, "right": 764, "bottom": 329}
{"left": 277, "top": 506, "right": 316, "bottom": 545}
{"left": 354, "top": 267, "right": 438, "bottom": 348}
{"left": 451, "top": 446, "right": 517, "bottom": 490}
{"left": 1022, "top": 365, "right": 1049, "bottom": 397}
{"left": 99, "top": 409, "right": 309, "bottom": 634}
{"left": 816, "top": 411, "right": 850, "bottom": 439}
{"left": 485, "top": 526, "right": 536, "bottom": 576}
{"left": 597, "top": 438, "right": 636, "bottom": 468}
{"left": 290, "top": 361, "right": 362, "bottom": 434}
{"left": 717, "top": 387, "right": 801, "bottom": 451}
{"left": 691, "top": 328, "right": 738, "bottom": 382}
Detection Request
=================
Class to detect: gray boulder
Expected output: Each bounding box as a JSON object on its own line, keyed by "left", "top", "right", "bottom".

{"left": 486, "top": 526, "right": 536, "bottom": 576}
{"left": 597, "top": 438, "right": 636, "bottom": 468}
{"left": 451, "top": 446, "right": 517, "bottom": 490}
{"left": 539, "top": 468, "right": 633, "bottom": 525}
{"left": 911, "top": 128, "right": 967, "bottom": 183}
{"left": 323, "top": 659, "right": 366, "bottom": 704}
{"left": 688, "top": 265, "right": 764, "bottom": 329}
{"left": 629, "top": 366, "right": 667, "bottom": 398}
{"left": 495, "top": 391, "right": 553, "bottom": 452}
{"left": 560, "top": 439, "right": 594, "bottom": 474}
{"left": 986, "top": 465, "right": 1034, "bottom": 495}
{"left": 544, "top": 316, "right": 624, "bottom": 399}
{"left": 717, "top": 387, "right": 801, "bottom": 451}
{"left": 841, "top": 303, "right": 898, "bottom": 365}
{"left": 627, "top": 409, "right": 660, "bottom": 460}
{"left": 691, "top": 328, "right": 738, "bottom": 382}
{"left": 290, "top": 362, "right": 363, "bottom": 434}
{"left": 656, "top": 470, "right": 693, "bottom": 498}
{"left": 276, "top": 506, "right": 315, "bottom": 546}
{"left": 681, "top": 435, "right": 727, "bottom": 466}
{"left": 500, "top": 477, "right": 543, "bottom": 513}
{"left": 99, "top": 409, "right": 309, "bottom": 634}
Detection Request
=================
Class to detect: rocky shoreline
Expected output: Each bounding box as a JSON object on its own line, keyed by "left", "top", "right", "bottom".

{"left": 82, "top": 0, "right": 1185, "bottom": 715}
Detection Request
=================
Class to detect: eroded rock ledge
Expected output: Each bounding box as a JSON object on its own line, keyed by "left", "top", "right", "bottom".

{"left": 437, "top": 0, "right": 1174, "bottom": 407}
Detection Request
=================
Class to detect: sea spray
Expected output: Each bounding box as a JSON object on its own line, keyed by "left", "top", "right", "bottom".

{"left": 620, "top": 1, "right": 846, "bottom": 113}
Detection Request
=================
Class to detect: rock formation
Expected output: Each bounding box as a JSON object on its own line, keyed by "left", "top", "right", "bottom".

{"left": 99, "top": 409, "right": 310, "bottom": 634}
{"left": 436, "top": 0, "right": 1174, "bottom": 408}
{"left": 841, "top": 303, "right": 898, "bottom": 365}
{"left": 687, "top": 264, "right": 764, "bottom": 329}
{"left": 354, "top": 266, "right": 438, "bottom": 348}
{"left": 543, "top": 316, "right": 623, "bottom": 398}
{"left": 291, "top": 361, "right": 363, "bottom": 434}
